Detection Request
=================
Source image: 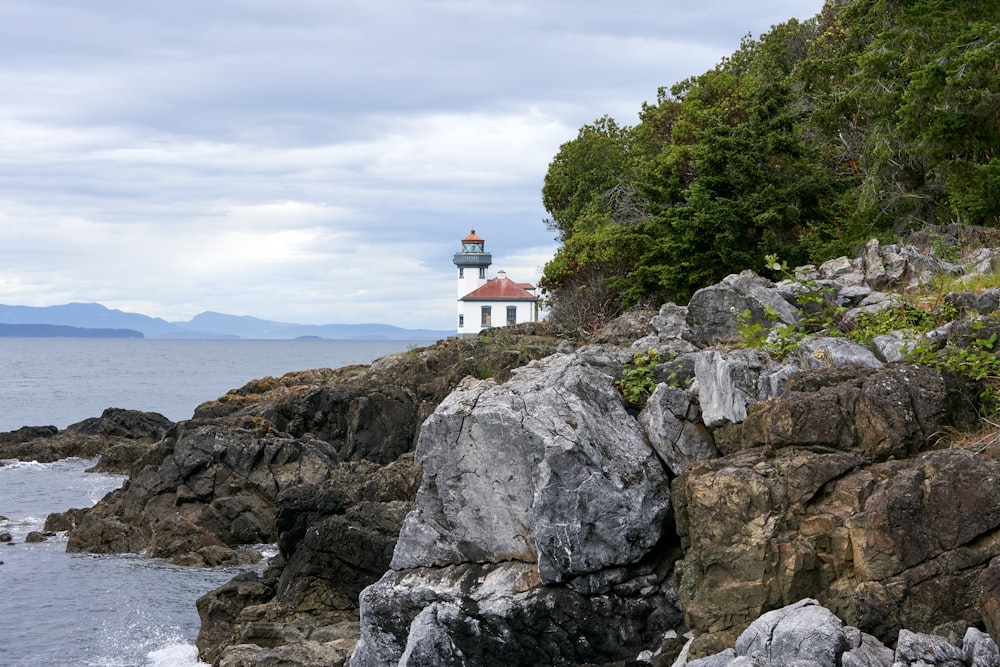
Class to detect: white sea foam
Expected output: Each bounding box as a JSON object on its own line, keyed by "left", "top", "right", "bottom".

{"left": 147, "top": 642, "right": 208, "bottom": 667}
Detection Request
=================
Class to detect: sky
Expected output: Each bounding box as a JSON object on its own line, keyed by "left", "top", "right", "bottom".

{"left": 0, "top": 0, "right": 827, "bottom": 331}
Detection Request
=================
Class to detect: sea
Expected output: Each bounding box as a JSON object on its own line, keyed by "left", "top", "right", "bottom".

{"left": 0, "top": 338, "right": 424, "bottom": 667}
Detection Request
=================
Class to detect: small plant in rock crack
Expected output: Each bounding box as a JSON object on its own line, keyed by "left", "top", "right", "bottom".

{"left": 736, "top": 306, "right": 801, "bottom": 359}
{"left": 617, "top": 348, "right": 660, "bottom": 406}
{"left": 906, "top": 318, "right": 1000, "bottom": 416}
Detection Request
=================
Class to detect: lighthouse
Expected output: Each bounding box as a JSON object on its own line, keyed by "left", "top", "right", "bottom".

{"left": 454, "top": 229, "right": 538, "bottom": 337}
{"left": 453, "top": 229, "right": 491, "bottom": 299}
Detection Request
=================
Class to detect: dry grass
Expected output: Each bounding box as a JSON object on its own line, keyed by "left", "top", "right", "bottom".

{"left": 935, "top": 420, "right": 1000, "bottom": 454}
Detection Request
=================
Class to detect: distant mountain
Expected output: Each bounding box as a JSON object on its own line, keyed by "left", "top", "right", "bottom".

{"left": 0, "top": 303, "right": 451, "bottom": 340}
{"left": 182, "top": 311, "right": 450, "bottom": 341}
{"left": 0, "top": 323, "right": 143, "bottom": 338}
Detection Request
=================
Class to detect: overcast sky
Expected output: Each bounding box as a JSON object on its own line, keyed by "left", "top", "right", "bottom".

{"left": 0, "top": 0, "right": 827, "bottom": 330}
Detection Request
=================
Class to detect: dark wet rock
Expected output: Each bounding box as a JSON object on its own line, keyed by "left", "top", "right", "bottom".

{"left": 44, "top": 508, "right": 89, "bottom": 532}
{"left": 24, "top": 531, "right": 47, "bottom": 543}
{"left": 66, "top": 514, "right": 143, "bottom": 554}
{"left": 741, "top": 364, "right": 967, "bottom": 462}
{"left": 0, "top": 409, "right": 172, "bottom": 467}
{"left": 353, "top": 562, "right": 681, "bottom": 667}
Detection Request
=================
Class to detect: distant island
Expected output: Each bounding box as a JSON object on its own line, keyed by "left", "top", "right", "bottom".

{"left": 0, "top": 303, "right": 451, "bottom": 341}
{"left": 0, "top": 323, "right": 143, "bottom": 338}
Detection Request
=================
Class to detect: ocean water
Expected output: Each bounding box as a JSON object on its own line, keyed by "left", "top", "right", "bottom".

{"left": 0, "top": 338, "right": 420, "bottom": 432}
{"left": 0, "top": 338, "right": 422, "bottom": 666}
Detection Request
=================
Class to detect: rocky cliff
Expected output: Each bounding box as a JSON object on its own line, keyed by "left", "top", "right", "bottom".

{"left": 13, "top": 230, "right": 1000, "bottom": 666}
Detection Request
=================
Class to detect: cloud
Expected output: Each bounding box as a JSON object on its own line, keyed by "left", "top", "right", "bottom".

{"left": 0, "top": 0, "right": 827, "bottom": 329}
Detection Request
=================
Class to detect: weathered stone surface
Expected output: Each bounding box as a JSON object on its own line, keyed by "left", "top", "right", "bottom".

{"left": 694, "top": 348, "right": 796, "bottom": 429}
{"left": 684, "top": 601, "right": 897, "bottom": 667}
{"left": 390, "top": 352, "right": 672, "bottom": 584}
{"left": 352, "top": 562, "right": 681, "bottom": 667}
{"left": 65, "top": 514, "right": 143, "bottom": 554}
{"left": 595, "top": 307, "right": 657, "bottom": 345}
{"left": 652, "top": 303, "right": 691, "bottom": 340}
{"left": 218, "top": 640, "right": 351, "bottom": 667}
{"left": 735, "top": 599, "right": 846, "bottom": 667}
{"left": 841, "top": 626, "right": 894, "bottom": 667}
{"left": 674, "top": 447, "right": 1000, "bottom": 654}
{"left": 0, "top": 408, "right": 172, "bottom": 466}
{"left": 639, "top": 383, "right": 717, "bottom": 476}
{"left": 894, "top": 629, "right": 965, "bottom": 667}
{"left": 964, "top": 628, "right": 1000, "bottom": 667}
{"left": 672, "top": 447, "right": 864, "bottom": 654}
{"left": 685, "top": 271, "right": 799, "bottom": 348}
{"left": 197, "top": 571, "right": 279, "bottom": 665}
{"left": 797, "top": 335, "right": 882, "bottom": 370}
{"left": 741, "top": 364, "right": 952, "bottom": 462}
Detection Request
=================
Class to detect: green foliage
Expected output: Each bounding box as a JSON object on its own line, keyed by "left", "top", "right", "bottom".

{"left": 905, "top": 319, "right": 1000, "bottom": 412}
{"left": 539, "top": 0, "right": 1000, "bottom": 317}
{"left": 736, "top": 306, "right": 802, "bottom": 359}
{"left": 616, "top": 348, "right": 660, "bottom": 406}
{"left": 845, "top": 304, "right": 935, "bottom": 345}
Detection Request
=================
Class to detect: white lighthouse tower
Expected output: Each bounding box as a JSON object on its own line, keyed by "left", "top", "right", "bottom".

{"left": 454, "top": 228, "right": 491, "bottom": 297}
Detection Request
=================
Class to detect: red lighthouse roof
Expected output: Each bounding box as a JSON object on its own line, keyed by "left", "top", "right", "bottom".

{"left": 462, "top": 273, "right": 537, "bottom": 301}
{"left": 461, "top": 229, "right": 485, "bottom": 243}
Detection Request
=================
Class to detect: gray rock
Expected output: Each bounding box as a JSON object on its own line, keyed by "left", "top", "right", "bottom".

{"left": 964, "top": 248, "right": 997, "bottom": 277}
{"left": 735, "top": 598, "right": 846, "bottom": 667}
{"left": 685, "top": 271, "right": 799, "bottom": 348}
{"left": 893, "top": 629, "right": 964, "bottom": 667}
{"left": 353, "top": 562, "right": 680, "bottom": 667}
{"left": 964, "top": 628, "right": 1000, "bottom": 667}
{"left": 797, "top": 336, "right": 882, "bottom": 370}
{"left": 652, "top": 303, "right": 691, "bottom": 339}
{"left": 819, "top": 256, "right": 865, "bottom": 288}
{"left": 694, "top": 348, "right": 796, "bottom": 428}
{"left": 871, "top": 331, "right": 917, "bottom": 364}
{"left": 839, "top": 284, "right": 877, "bottom": 307}
{"left": 842, "top": 628, "right": 894, "bottom": 667}
{"left": 863, "top": 239, "right": 889, "bottom": 290}
{"left": 639, "top": 383, "right": 717, "bottom": 476}
{"left": 688, "top": 649, "right": 737, "bottom": 667}
{"left": 390, "top": 352, "right": 672, "bottom": 584}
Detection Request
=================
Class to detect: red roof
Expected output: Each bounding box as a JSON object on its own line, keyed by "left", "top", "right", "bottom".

{"left": 462, "top": 276, "right": 537, "bottom": 301}
{"left": 462, "top": 229, "right": 485, "bottom": 243}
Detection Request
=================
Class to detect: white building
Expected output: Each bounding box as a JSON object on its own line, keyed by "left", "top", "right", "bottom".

{"left": 454, "top": 229, "right": 538, "bottom": 337}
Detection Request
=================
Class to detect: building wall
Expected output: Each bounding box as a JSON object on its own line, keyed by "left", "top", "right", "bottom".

{"left": 457, "top": 299, "right": 536, "bottom": 337}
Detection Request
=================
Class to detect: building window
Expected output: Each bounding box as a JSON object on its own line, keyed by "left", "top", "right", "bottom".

{"left": 507, "top": 306, "right": 517, "bottom": 326}
{"left": 458, "top": 268, "right": 464, "bottom": 279}
{"left": 479, "top": 267, "right": 486, "bottom": 279}
{"left": 481, "top": 306, "right": 492, "bottom": 328}
{"left": 458, "top": 314, "right": 464, "bottom": 328}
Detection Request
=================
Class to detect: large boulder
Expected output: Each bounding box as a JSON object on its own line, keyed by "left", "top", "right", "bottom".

{"left": 741, "top": 364, "right": 955, "bottom": 462}
{"left": 685, "top": 271, "right": 799, "bottom": 348}
{"left": 389, "top": 351, "right": 672, "bottom": 583}
{"left": 354, "top": 350, "right": 678, "bottom": 665}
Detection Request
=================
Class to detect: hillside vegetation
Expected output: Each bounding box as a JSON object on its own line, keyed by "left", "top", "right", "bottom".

{"left": 541, "top": 0, "right": 1000, "bottom": 335}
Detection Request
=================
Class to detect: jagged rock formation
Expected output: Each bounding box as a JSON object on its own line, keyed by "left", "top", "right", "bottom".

{"left": 350, "top": 233, "right": 1000, "bottom": 666}
{"left": 18, "top": 231, "right": 1000, "bottom": 666}
{"left": 0, "top": 407, "right": 173, "bottom": 470}
{"left": 686, "top": 598, "right": 1000, "bottom": 667}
